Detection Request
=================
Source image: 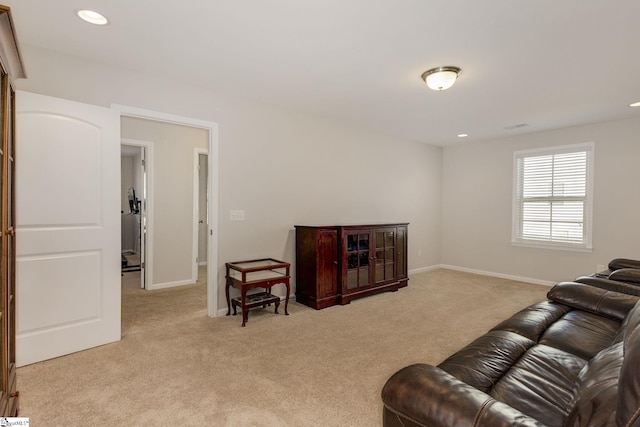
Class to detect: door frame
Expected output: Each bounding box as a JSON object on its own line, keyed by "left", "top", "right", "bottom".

{"left": 112, "top": 104, "right": 220, "bottom": 318}
{"left": 121, "top": 138, "right": 154, "bottom": 290}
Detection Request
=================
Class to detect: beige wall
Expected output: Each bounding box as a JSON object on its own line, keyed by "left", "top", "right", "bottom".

{"left": 442, "top": 116, "right": 640, "bottom": 283}
{"left": 120, "top": 156, "right": 136, "bottom": 252}
{"left": 16, "top": 45, "right": 443, "bottom": 309}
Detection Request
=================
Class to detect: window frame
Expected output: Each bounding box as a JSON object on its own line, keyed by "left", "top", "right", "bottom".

{"left": 511, "top": 142, "right": 594, "bottom": 252}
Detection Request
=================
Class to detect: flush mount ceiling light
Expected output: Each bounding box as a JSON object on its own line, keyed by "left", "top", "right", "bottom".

{"left": 630, "top": 101, "right": 640, "bottom": 107}
{"left": 76, "top": 9, "right": 109, "bottom": 25}
{"left": 421, "top": 66, "right": 462, "bottom": 91}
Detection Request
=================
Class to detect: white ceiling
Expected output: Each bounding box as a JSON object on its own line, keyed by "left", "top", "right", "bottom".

{"left": 4, "top": 1, "right": 640, "bottom": 146}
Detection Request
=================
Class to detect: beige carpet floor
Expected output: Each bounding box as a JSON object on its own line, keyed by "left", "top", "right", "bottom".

{"left": 16, "top": 269, "right": 549, "bottom": 426}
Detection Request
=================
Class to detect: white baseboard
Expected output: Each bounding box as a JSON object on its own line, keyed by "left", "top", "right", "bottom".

{"left": 438, "top": 264, "right": 555, "bottom": 287}
{"left": 409, "top": 265, "right": 442, "bottom": 275}
{"left": 149, "top": 279, "right": 196, "bottom": 290}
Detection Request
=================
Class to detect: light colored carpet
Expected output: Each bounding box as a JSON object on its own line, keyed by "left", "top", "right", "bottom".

{"left": 17, "top": 269, "right": 549, "bottom": 426}
{"left": 121, "top": 267, "right": 208, "bottom": 337}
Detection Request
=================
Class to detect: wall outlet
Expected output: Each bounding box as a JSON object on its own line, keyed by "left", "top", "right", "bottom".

{"left": 230, "top": 209, "right": 245, "bottom": 221}
{"left": 418, "top": 249, "right": 422, "bottom": 257}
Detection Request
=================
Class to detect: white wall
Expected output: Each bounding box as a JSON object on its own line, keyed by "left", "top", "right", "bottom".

{"left": 15, "top": 45, "right": 443, "bottom": 309}
{"left": 442, "top": 116, "right": 640, "bottom": 283}
{"left": 121, "top": 117, "right": 208, "bottom": 287}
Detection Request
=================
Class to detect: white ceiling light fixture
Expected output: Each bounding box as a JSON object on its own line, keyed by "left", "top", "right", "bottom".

{"left": 76, "top": 9, "right": 109, "bottom": 26}
{"left": 457, "top": 133, "right": 468, "bottom": 138}
{"left": 630, "top": 101, "right": 640, "bottom": 107}
{"left": 421, "top": 66, "right": 462, "bottom": 91}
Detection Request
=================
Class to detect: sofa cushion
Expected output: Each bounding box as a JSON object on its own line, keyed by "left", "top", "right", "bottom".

{"left": 437, "top": 330, "right": 534, "bottom": 393}
{"left": 564, "top": 342, "right": 622, "bottom": 427}
{"left": 538, "top": 310, "right": 620, "bottom": 360}
{"left": 491, "top": 301, "right": 571, "bottom": 342}
{"left": 490, "top": 345, "right": 586, "bottom": 427}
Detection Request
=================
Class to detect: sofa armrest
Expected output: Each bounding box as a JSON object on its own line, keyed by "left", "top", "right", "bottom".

{"left": 575, "top": 276, "right": 640, "bottom": 297}
{"left": 381, "top": 364, "right": 547, "bottom": 427}
{"left": 548, "top": 281, "right": 640, "bottom": 320}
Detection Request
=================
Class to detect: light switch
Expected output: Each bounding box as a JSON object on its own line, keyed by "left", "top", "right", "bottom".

{"left": 230, "top": 210, "right": 245, "bottom": 221}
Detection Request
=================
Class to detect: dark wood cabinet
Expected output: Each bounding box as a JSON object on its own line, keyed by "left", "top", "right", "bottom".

{"left": 0, "top": 5, "right": 24, "bottom": 417}
{"left": 295, "top": 223, "right": 408, "bottom": 309}
{"left": 294, "top": 227, "right": 339, "bottom": 309}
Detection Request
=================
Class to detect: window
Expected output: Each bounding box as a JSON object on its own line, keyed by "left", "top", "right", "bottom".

{"left": 512, "top": 143, "right": 593, "bottom": 251}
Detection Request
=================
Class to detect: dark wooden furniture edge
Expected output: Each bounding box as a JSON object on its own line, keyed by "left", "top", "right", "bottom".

{"left": 339, "top": 278, "right": 408, "bottom": 305}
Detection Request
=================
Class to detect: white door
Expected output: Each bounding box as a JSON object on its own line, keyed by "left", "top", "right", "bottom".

{"left": 15, "top": 91, "right": 121, "bottom": 366}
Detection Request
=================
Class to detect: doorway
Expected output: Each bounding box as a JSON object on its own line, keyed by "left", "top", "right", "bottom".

{"left": 115, "top": 104, "right": 219, "bottom": 318}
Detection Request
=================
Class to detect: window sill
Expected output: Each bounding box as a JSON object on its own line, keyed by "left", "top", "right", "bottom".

{"left": 511, "top": 240, "right": 593, "bottom": 253}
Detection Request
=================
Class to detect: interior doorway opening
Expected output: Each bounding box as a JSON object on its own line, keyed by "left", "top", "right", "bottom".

{"left": 114, "top": 103, "right": 219, "bottom": 319}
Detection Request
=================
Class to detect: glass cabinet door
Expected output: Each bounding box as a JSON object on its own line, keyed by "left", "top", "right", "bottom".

{"left": 375, "top": 228, "right": 396, "bottom": 284}
{"left": 345, "top": 231, "right": 371, "bottom": 289}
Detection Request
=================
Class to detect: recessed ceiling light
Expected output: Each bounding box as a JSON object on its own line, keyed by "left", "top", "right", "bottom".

{"left": 630, "top": 101, "right": 640, "bottom": 107}
{"left": 76, "top": 9, "right": 109, "bottom": 26}
{"left": 457, "top": 133, "right": 468, "bottom": 138}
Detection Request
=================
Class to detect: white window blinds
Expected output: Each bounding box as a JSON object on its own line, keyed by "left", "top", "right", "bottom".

{"left": 513, "top": 143, "right": 593, "bottom": 250}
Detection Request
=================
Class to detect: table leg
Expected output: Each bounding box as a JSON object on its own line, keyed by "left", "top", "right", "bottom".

{"left": 284, "top": 280, "right": 290, "bottom": 316}
{"left": 226, "top": 277, "right": 231, "bottom": 316}
{"left": 274, "top": 298, "right": 280, "bottom": 314}
{"left": 241, "top": 288, "right": 248, "bottom": 327}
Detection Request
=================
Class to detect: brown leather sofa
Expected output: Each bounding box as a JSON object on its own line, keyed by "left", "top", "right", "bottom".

{"left": 575, "top": 258, "right": 640, "bottom": 297}
{"left": 381, "top": 281, "right": 640, "bottom": 427}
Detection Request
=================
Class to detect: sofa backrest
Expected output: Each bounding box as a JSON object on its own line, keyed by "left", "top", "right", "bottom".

{"left": 547, "top": 281, "right": 639, "bottom": 321}
{"left": 562, "top": 299, "right": 640, "bottom": 427}
{"left": 616, "top": 299, "right": 640, "bottom": 427}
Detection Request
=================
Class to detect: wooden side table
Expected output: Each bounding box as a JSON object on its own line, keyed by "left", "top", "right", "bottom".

{"left": 225, "top": 258, "right": 290, "bottom": 327}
